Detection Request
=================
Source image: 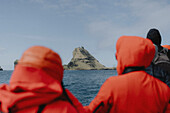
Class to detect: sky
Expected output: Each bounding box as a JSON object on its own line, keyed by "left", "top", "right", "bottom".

{"left": 0, "top": 0, "right": 170, "bottom": 70}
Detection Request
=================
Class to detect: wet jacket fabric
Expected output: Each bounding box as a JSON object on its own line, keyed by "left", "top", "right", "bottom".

{"left": 145, "top": 63, "right": 170, "bottom": 87}
{"left": 84, "top": 36, "right": 170, "bottom": 113}
{"left": 163, "top": 45, "right": 170, "bottom": 50}
{"left": 147, "top": 29, "right": 170, "bottom": 74}
{"left": 0, "top": 46, "right": 85, "bottom": 113}
{"left": 163, "top": 45, "right": 170, "bottom": 60}
{"left": 145, "top": 46, "right": 170, "bottom": 87}
{"left": 0, "top": 65, "right": 84, "bottom": 113}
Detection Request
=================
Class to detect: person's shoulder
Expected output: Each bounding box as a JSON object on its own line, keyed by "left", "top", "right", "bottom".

{"left": 106, "top": 75, "right": 120, "bottom": 81}
{"left": 105, "top": 75, "right": 129, "bottom": 85}
{"left": 44, "top": 100, "right": 78, "bottom": 113}
{"left": 155, "top": 78, "right": 170, "bottom": 92}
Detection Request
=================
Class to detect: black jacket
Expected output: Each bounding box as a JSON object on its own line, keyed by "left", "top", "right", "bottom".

{"left": 145, "top": 62, "right": 170, "bottom": 87}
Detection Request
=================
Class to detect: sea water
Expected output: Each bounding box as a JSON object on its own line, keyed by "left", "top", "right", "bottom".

{"left": 0, "top": 70, "right": 117, "bottom": 105}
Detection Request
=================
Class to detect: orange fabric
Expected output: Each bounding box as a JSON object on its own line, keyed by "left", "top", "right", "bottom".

{"left": 165, "top": 104, "right": 170, "bottom": 113}
{"left": 19, "top": 46, "right": 63, "bottom": 82}
{"left": 85, "top": 36, "right": 170, "bottom": 113}
{"left": 116, "top": 36, "right": 155, "bottom": 75}
{"left": 0, "top": 65, "right": 85, "bottom": 113}
{"left": 0, "top": 46, "right": 86, "bottom": 113}
{"left": 15, "top": 101, "right": 78, "bottom": 113}
{"left": 65, "top": 89, "right": 87, "bottom": 112}
{"left": 163, "top": 45, "right": 170, "bottom": 50}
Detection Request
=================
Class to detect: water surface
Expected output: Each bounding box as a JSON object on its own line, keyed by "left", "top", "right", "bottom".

{"left": 0, "top": 70, "right": 117, "bottom": 105}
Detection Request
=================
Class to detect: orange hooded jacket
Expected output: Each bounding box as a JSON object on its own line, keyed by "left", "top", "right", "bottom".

{"left": 84, "top": 36, "right": 170, "bottom": 113}
{"left": 0, "top": 46, "right": 86, "bottom": 113}
{"left": 162, "top": 44, "right": 170, "bottom": 60}
{"left": 163, "top": 45, "right": 170, "bottom": 50}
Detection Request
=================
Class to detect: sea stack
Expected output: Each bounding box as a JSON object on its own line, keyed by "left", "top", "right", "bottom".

{"left": 64, "top": 46, "right": 109, "bottom": 70}
{"left": 0, "top": 66, "right": 3, "bottom": 71}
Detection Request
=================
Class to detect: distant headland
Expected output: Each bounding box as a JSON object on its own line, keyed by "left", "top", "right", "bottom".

{"left": 0, "top": 66, "right": 3, "bottom": 71}
{"left": 14, "top": 46, "right": 116, "bottom": 70}
{"left": 63, "top": 46, "right": 116, "bottom": 70}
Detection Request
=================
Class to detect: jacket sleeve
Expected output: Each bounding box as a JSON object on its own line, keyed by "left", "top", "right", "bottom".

{"left": 165, "top": 72, "right": 170, "bottom": 87}
{"left": 165, "top": 103, "right": 170, "bottom": 113}
{"left": 65, "top": 89, "right": 87, "bottom": 113}
{"left": 84, "top": 78, "right": 113, "bottom": 113}
{"left": 165, "top": 88, "right": 170, "bottom": 113}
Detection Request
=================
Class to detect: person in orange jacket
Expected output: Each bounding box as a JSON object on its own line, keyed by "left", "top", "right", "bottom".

{"left": 163, "top": 45, "right": 170, "bottom": 50}
{"left": 163, "top": 45, "right": 170, "bottom": 59}
{"left": 84, "top": 36, "right": 170, "bottom": 113}
{"left": 0, "top": 46, "right": 86, "bottom": 113}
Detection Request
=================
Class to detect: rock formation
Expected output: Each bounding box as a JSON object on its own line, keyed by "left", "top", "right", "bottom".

{"left": 0, "top": 66, "right": 3, "bottom": 71}
{"left": 64, "top": 47, "right": 114, "bottom": 70}
{"left": 14, "top": 59, "right": 19, "bottom": 68}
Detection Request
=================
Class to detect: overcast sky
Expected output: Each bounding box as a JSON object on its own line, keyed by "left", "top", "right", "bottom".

{"left": 0, "top": 0, "right": 170, "bottom": 70}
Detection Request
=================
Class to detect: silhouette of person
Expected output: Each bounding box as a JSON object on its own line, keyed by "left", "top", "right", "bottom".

{"left": 84, "top": 36, "right": 170, "bottom": 113}
{"left": 0, "top": 46, "right": 86, "bottom": 113}
{"left": 145, "top": 28, "right": 170, "bottom": 87}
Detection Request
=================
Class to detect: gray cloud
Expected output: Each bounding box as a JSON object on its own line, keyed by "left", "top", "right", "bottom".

{"left": 30, "top": 0, "right": 96, "bottom": 14}
{"left": 29, "top": 0, "right": 170, "bottom": 47}
{"left": 0, "top": 48, "right": 6, "bottom": 56}
{"left": 0, "top": 48, "right": 5, "bottom": 51}
{"left": 21, "top": 35, "right": 47, "bottom": 40}
{"left": 88, "top": 0, "right": 170, "bottom": 49}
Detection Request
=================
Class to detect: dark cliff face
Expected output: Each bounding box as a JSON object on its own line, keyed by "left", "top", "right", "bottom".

{"left": 0, "top": 66, "right": 3, "bottom": 71}
{"left": 14, "top": 59, "right": 19, "bottom": 68}
{"left": 64, "top": 47, "right": 107, "bottom": 70}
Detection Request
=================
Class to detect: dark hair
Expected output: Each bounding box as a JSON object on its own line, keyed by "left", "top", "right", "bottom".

{"left": 146, "top": 28, "right": 162, "bottom": 46}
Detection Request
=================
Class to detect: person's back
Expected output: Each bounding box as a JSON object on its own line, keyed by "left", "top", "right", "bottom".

{"left": 84, "top": 36, "right": 170, "bottom": 113}
{"left": 146, "top": 28, "right": 170, "bottom": 87}
{"left": 0, "top": 46, "right": 85, "bottom": 113}
{"left": 145, "top": 62, "right": 170, "bottom": 87}
{"left": 97, "top": 71, "right": 169, "bottom": 113}
{"left": 153, "top": 47, "right": 170, "bottom": 74}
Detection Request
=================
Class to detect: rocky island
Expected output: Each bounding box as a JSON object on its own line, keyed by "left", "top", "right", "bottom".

{"left": 14, "top": 47, "right": 116, "bottom": 70}
{"left": 64, "top": 47, "right": 115, "bottom": 70}
{"left": 0, "top": 66, "right": 3, "bottom": 71}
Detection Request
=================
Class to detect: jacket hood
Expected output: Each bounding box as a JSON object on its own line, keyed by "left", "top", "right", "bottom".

{"left": 0, "top": 46, "right": 64, "bottom": 112}
{"left": 146, "top": 28, "right": 162, "bottom": 46}
{"left": 0, "top": 65, "right": 63, "bottom": 112}
{"left": 18, "top": 46, "right": 63, "bottom": 82}
{"left": 116, "top": 36, "right": 155, "bottom": 75}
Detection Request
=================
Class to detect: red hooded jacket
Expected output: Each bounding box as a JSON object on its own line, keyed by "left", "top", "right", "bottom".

{"left": 163, "top": 45, "right": 170, "bottom": 50}
{"left": 0, "top": 46, "right": 86, "bottom": 113}
{"left": 85, "top": 36, "right": 170, "bottom": 113}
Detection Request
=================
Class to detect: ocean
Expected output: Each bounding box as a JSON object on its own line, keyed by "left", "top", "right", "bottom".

{"left": 0, "top": 70, "right": 117, "bottom": 106}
